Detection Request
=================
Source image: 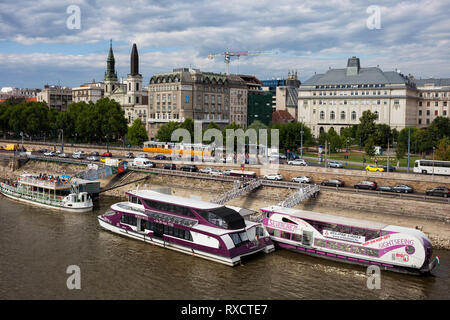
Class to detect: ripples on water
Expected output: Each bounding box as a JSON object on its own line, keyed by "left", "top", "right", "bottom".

{"left": 0, "top": 197, "right": 448, "bottom": 300}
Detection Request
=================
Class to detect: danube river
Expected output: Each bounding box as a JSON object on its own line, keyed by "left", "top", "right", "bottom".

{"left": 0, "top": 197, "right": 449, "bottom": 300}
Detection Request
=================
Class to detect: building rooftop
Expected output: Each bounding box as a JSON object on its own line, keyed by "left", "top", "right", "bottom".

{"left": 414, "top": 78, "right": 450, "bottom": 87}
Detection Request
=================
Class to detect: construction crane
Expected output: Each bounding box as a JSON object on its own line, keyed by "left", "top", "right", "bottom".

{"left": 207, "top": 50, "right": 275, "bottom": 75}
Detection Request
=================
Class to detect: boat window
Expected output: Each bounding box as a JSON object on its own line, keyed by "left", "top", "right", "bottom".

{"left": 230, "top": 233, "right": 241, "bottom": 245}
{"left": 339, "top": 243, "right": 352, "bottom": 252}
{"left": 352, "top": 246, "right": 365, "bottom": 255}
{"left": 256, "top": 226, "right": 265, "bottom": 237}
{"left": 282, "top": 217, "right": 297, "bottom": 224}
{"left": 143, "top": 200, "right": 196, "bottom": 218}
{"left": 292, "top": 233, "right": 302, "bottom": 242}
{"left": 326, "top": 241, "right": 338, "bottom": 249}
{"left": 197, "top": 207, "right": 246, "bottom": 230}
{"left": 120, "top": 214, "right": 137, "bottom": 226}
{"left": 365, "top": 248, "right": 379, "bottom": 257}
{"left": 314, "top": 239, "right": 326, "bottom": 247}
{"left": 267, "top": 228, "right": 274, "bottom": 236}
{"left": 273, "top": 229, "right": 281, "bottom": 238}
{"left": 281, "top": 232, "right": 291, "bottom": 240}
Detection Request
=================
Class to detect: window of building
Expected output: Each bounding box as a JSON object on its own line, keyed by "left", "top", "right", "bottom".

{"left": 330, "top": 111, "right": 335, "bottom": 120}
{"left": 435, "top": 110, "right": 438, "bottom": 116}
{"left": 351, "top": 111, "right": 357, "bottom": 121}
{"left": 374, "top": 111, "right": 379, "bottom": 120}
{"left": 340, "top": 111, "right": 345, "bottom": 120}
{"left": 320, "top": 111, "right": 325, "bottom": 120}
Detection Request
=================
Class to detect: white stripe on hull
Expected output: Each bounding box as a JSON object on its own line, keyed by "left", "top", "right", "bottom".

{"left": 98, "top": 217, "right": 268, "bottom": 266}
{"left": 0, "top": 191, "right": 93, "bottom": 213}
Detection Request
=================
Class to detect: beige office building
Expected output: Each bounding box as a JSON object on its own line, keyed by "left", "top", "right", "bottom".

{"left": 298, "top": 57, "right": 421, "bottom": 137}
{"left": 415, "top": 79, "right": 450, "bottom": 127}
{"left": 37, "top": 85, "right": 73, "bottom": 111}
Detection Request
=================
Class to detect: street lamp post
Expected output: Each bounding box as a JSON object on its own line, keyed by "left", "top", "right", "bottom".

{"left": 432, "top": 146, "right": 435, "bottom": 177}
{"left": 300, "top": 121, "right": 304, "bottom": 160}
{"left": 407, "top": 127, "right": 411, "bottom": 173}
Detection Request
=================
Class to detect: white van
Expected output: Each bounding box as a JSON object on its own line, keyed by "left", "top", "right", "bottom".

{"left": 133, "top": 158, "right": 155, "bottom": 168}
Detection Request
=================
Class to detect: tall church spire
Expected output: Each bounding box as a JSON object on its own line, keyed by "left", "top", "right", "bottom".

{"left": 130, "top": 43, "right": 140, "bottom": 76}
{"left": 105, "top": 39, "right": 118, "bottom": 81}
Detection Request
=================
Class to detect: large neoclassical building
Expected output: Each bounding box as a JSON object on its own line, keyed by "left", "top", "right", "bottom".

{"left": 103, "top": 41, "right": 148, "bottom": 125}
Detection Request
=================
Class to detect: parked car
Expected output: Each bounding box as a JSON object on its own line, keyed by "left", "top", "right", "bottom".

{"left": 72, "top": 152, "right": 86, "bottom": 159}
{"left": 365, "top": 165, "right": 384, "bottom": 172}
{"left": 136, "top": 153, "right": 148, "bottom": 158}
{"left": 354, "top": 180, "right": 377, "bottom": 190}
{"left": 223, "top": 170, "right": 232, "bottom": 176}
{"left": 380, "top": 165, "right": 396, "bottom": 172}
{"left": 264, "top": 173, "right": 283, "bottom": 181}
{"left": 328, "top": 160, "right": 343, "bottom": 168}
{"left": 101, "top": 152, "right": 112, "bottom": 157}
{"left": 288, "top": 159, "right": 307, "bottom": 166}
{"left": 291, "top": 176, "right": 312, "bottom": 183}
{"left": 44, "top": 151, "right": 56, "bottom": 157}
{"left": 163, "top": 163, "right": 176, "bottom": 170}
{"left": 125, "top": 152, "right": 134, "bottom": 159}
{"left": 278, "top": 154, "right": 287, "bottom": 160}
{"left": 58, "top": 153, "right": 70, "bottom": 158}
{"left": 377, "top": 185, "right": 394, "bottom": 192}
{"left": 392, "top": 184, "right": 413, "bottom": 193}
{"left": 38, "top": 148, "right": 48, "bottom": 153}
{"left": 199, "top": 167, "right": 213, "bottom": 174}
{"left": 426, "top": 186, "right": 450, "bottom": 198}
{"left": 321, "top": 179, "right": 345, "bottom": 187}
{"left": 153, "top": 154, "right": 167, "bottom": 160}
{"left": 180, "top": 165, "right": 198, "bottom": 172}
{"left": 17, "top": 146, "right": 27, "bottom": 152}
{"left": 286, "top": 152, "right": 299, "bottom": 160}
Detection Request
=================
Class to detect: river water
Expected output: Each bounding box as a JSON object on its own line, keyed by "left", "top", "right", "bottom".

{"left": 0, "top": 197, "right": 449, "bottom": 300}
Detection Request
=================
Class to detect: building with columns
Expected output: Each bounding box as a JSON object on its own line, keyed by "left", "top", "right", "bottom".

{"left": 414, "top": 79, "right": 450, "bottom": 127}
{"left": 298, "top": 57, "right": 419, "bottom": 137}
{"left": 103, "top": 41, "right": 148, "bottom": 125}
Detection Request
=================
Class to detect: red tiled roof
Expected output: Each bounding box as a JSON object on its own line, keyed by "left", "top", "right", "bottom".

{"left": 26, "top": 97, "right": 37, "bottom": 102}
{"left": 272, "top": 110, "right": 295, "bottom": 124}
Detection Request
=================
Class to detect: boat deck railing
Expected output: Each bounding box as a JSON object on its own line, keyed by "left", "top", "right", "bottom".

{"left": 1, "top": 183, "right": 65, "bottom": 207}
{"left": 18, "top": 176, "right": 72, "bottom": 190}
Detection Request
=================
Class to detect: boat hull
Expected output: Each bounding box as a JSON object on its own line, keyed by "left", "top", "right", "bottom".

{"left": 275, "top": 241, "right": 432, "bottom": 276}
{"left": 0, "top": 189, "right": 93, "bottom": 213}
{"left": 98, "top": 216, "right": 273, "bottom": 266}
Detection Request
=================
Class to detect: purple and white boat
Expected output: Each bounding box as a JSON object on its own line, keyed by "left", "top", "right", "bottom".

{"left": 98, "top": 190, "right": 274, "bottom": 266}
{"left": 261, "top": 206, "right": 440, "bottom": 275}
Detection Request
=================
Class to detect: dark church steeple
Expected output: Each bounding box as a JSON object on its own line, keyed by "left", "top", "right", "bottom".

{"left": 129, "top": 43, "right": 140, "bottom": 76}
{"left": 105, "top": 40, "right": 118, "bottom": 81}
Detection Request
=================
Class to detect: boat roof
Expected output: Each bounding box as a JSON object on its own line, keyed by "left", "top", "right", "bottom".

{"left": 261, "top": 205, "right": 388, "bottom": 230}
{"left": 127, "top": 190, "right": 223, "bottom": 210}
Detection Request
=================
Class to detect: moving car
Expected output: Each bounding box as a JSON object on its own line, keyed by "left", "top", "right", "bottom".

{"left": 38, "top": 148, "right": 49, "bottom": 153}
{"left": 125, "top": 152, "right": 134, "bottom": 159}
{"left": 291, "top": 176, "right": 312, "bottom": 183}
{"left": 264, "top": 173, "right": 283, "bottom": 181}
{"left": 87, "top": 153, "right": 100, "bottom": 161}
{"left": 101, "top": 152, "right": 112, "bottom": 157}
{"left": 72, "top": 152, "right": 86, "bottom": 159}
{"left": 58, "top": 152, "right": 70, "bottom": 158}
{"left": 365, "top": 164, "right": 384, "bottom": 172}
{"left": 180, "top": 165, "right": 198, "bottom": 172}
{"left": 321, "top": 179, "right": 344, "bottom": 187}
{"left": 153, "top": 154, "right": 167, "bottom": 160}
{"left": 44, "top": 151, "right": 56, "bottom": 156}
{"left": 425, "top": 186, "right": 450, "bottom": 198}
{"left": 328, "top": 160, "right": 343, "bottom": 168}
{"left": 354, "top": 180, "right": 377, "bottom": 190}
{"left": 210, "top": 169, "right": 224, "bottom": 176}
{"left": 199, "top": 167, "right": 213, "bottom": 174}
{"left": 377, "top": 185, "right": 394, "bottom": 192}
{"left": 136, "top": 153, "right": 148, "bottom": 158}
{"left": 288, "top": 159, "right": 307, "bottom": 166}
{"left": 392, "top": 184, "right": 413, "bottom": 193}
{"left": 380, "top": 165, "right": 396, "bottom": 172}
{"left": 133, "top": 158, "right": 156, "bottom": 168}
{"left": 163, "top": 163, "right": 176, "bottom": 170}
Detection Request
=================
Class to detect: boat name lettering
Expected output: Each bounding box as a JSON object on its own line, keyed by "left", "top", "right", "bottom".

{"left": 323, "top": 229, "right": 366, "bottom": 243}
{"left": 267, "top": 219, "right": 297, "bottom": 232}
{"left": 379, "top": 239, "right": 414, "bottom": 249}
{"left": 363, "top": 235, "right": 390, "bottom": 246}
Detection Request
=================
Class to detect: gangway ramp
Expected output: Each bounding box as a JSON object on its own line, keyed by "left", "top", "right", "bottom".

{"left": 212, "top": 179, "right": 262, "bottom": 205}
{"left": 278, "top": 184, "right": 320, "bottom": 208}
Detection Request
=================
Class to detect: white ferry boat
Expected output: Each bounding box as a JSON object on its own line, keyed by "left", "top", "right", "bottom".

{"left": 262, "top": 206, "right": 440, "bottom": 275}
{"left": 0, "top": 173, "right": 93, "bottom": 212}
{"left": 98, "top": 190, "right": 275, "bottom": 266}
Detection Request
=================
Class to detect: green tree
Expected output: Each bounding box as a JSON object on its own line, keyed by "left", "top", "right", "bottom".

{"left": 155, "top": 121, "right": 181, "bottom": 142}
{"left": 126, "top": 118, "right": 148, "bottom": 146}
{"left": 373, "top": 123, "right": 392, "bottom": 147}
{"left": 356, "top": 110, "right": 377, "bottom": 146}
{"left": 365, "top": 137, "right": 375, "bottom": 157}
{"left": 434, "top": 136, "right": 450, "bottom": 161}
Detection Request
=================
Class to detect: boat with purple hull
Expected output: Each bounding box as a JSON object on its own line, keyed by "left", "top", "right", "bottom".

{"left": 261, "top": 206, "right": 440, "bottom": 275}
{"left": 98, "top": 190, "right": 275, "bottom": 266}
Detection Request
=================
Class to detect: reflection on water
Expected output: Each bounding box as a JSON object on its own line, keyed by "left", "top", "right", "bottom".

{"left": 0, "top": 197, "right": 448, "bottom": 299}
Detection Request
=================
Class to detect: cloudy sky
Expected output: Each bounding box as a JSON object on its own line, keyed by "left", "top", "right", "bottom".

{"left": 1, "top": 0, "right": 449, "bottom": 88}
